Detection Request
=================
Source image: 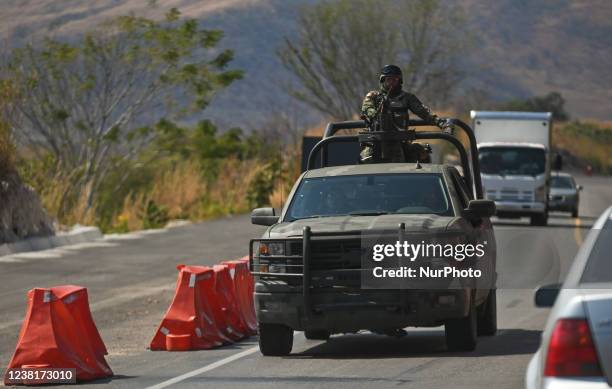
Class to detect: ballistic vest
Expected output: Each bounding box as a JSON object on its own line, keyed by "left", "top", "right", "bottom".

{"left": 384, "top": 91, "right": 410, "bottom": 131}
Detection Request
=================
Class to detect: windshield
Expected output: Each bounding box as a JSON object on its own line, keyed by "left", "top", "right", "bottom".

{"left": 284, "top": 173, "right": 451, "bottom": 221}
{"left": 580, "top": 220, "right": 612, "bottom": 284}
{"left": 479, "top": 147, "right": 546, "bottom": 176}
{"left": 551, "top": 176, "right": 574, "bottom": 189}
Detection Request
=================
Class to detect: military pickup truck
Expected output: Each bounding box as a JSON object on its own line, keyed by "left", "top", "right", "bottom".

{"left": 249, "top": 119, "right": 497, "bottom": 356}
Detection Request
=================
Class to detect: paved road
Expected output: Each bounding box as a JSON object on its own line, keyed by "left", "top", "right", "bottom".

{"left": 1, "top": 175, "right": 610, "bottom": 388}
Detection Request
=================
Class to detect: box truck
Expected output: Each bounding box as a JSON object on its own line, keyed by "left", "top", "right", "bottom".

{"left": 470, "top": 111, "right": 552, "bottom": 226}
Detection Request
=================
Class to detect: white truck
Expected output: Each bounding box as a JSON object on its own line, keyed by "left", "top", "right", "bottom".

{"left": 470, "top": 111, "right": 552, "bottom": 226}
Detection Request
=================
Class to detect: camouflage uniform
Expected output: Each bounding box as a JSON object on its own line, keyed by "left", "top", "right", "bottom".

{"left": 360, "top": 87, "right": 446, "bottom": 163}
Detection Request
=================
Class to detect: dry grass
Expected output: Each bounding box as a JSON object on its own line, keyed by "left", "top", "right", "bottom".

{"left": 36, "top": 173, "right": 96, "bottom": 228}
{"left": 204, "top": 157, "right": 262, "bottom": 215}
{"left": 269, "top": 147, "right": 302, "bottom": 209}
{"left": 112, "top": 157, "right": 269, "bottom": 231}
{"left": 148, "top": 160, "right": 205, "bottom": 219}
{"left": 23, "top": 117, "right": 611, "bottom": 234}
{"left": 554, "top": 121, "right": 612, "bottom": 173}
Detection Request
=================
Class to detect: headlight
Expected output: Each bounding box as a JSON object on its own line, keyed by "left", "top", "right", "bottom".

{"left": 259, "top": 241, "right": 285, "bottom": 256}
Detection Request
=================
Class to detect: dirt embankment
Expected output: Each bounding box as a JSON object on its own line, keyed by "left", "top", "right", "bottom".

{"left": 0, "top": 168, "right": 55, "bottom": 244}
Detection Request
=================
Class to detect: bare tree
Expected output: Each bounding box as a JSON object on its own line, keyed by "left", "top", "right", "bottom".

{"left": 279, "top": 0, "right": 473, "bottom": 120}
{"left": 2, "top": 9, "right": 242, "bottom": 216}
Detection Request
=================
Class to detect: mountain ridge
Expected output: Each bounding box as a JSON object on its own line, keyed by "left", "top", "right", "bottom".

{"left": 2, "top": 0, "right": 610, "bottom": 128}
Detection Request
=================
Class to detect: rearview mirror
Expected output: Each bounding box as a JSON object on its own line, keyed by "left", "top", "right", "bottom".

{"left": 251, "top": 207, "right": 279, "bottom": 226}
{"left": 464, "top": 199, "right": 496, "bottom": 219}
{"left": 534, "top": 283, "right": 562, "bottom": 308}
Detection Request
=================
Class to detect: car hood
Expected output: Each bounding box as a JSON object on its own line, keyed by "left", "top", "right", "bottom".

{"left": 267, "top": 214, "right": 457, "bottom": 237}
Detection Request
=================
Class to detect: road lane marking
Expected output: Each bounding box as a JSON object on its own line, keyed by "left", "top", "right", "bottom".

{"left": 145, "top": 346, "right": 260, "bottom": 389}
{"left": 0, "top": 241, "right": 120, "bottom": 262}
{"left": 574, "top": 218, "right": 583, "bottom": 246}
{"left": 146, "top": 332, "right": 304, "bottom": 388}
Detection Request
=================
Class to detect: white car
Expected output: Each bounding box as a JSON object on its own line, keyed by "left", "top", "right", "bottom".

{"left": 526, "top": 206, "right": 612, "bottom": 389}
{"left": 549, "top": 172, "right": 582, "bottom": 218}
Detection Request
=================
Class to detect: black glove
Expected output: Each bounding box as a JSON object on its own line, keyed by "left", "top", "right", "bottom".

{"left": 436, "top": 118, "right": 454, "bottom": 135}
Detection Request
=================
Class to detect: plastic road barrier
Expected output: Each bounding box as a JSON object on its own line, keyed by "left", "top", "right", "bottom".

{"left": 4, "top": 286, "right": 113, "bottom": 384}
{"left": 150, "top": 265, "right": 232, "bottom": 351}
{"left": 220, "top": 260, "right": 257, "bottom": 335}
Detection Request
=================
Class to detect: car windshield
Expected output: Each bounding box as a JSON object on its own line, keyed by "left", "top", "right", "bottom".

{"left": 284, "top": 173, "right": 451, "bottom": 221}
{"left": 580, "top": 219, "right": 612, "bottom": 284}
{"left": 551, "top": 176, "right": 574, "bottom": 189}
{"left": 479, "top": 147, "right": 546, "bottom": 176}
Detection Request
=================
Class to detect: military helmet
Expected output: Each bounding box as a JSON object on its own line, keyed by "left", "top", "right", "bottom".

{"left": 379, "top": 64, "right": 402, "bottom": 83}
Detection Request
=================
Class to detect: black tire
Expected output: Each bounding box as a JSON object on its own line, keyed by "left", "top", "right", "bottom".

{"left": 258, "top": 323, "right": 293, "bottom": 356}
{"left": 445, "top": 301, "right": 477, "bottom": 352}
{"left": 572, "top": 208, "right": 578, "bottom": 218}
{"left": 530, "top": 212, "right": 548, "bottom": 226}
{"left": 304, "top": 330, "right": 331, "bottom": 341}
{"left": 477, "top": 289, "right": 497, "bottom": 336}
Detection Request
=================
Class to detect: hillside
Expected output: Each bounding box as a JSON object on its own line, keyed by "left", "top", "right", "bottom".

{"left": 1, "top": 0, "right": 611, "bottom": 129}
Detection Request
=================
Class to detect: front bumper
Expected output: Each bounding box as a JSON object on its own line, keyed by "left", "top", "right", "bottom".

{"left": 494, "top": 201, "right": 546, "bottom": 217}
{"left": 250, "top": 228, "right": 472, "bottom": 332}
{"left": 548, "top": 195, "right": 577, "bottom": 212}
{"left": 255, "top": 289, "right": 469, "bottom": 332}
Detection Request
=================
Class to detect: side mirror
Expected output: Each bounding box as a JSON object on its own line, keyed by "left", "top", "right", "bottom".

{"left": 576, "top": 184, "right": 583, "bottom": 191}
{"left": 534, "top": 283, "right": 562, "bottom": 308}
{"left": 464, "top": 199, "right": 496, "bottom": 219}
{"left": 251, "top": 207, "right": 279, "bottom": 226}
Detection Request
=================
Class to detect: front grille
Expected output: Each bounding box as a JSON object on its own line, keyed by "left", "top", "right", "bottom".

{"left": 312, "top": 239, "right": 362, "bottom": 271}
{"left": 290, "top": 239, "right": 362, "bottom": 271}
{"left": 487, "top": 189, "right": 534, "bottom": 203}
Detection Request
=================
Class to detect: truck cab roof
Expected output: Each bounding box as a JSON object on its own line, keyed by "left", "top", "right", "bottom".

{"left": 470, "top": 111, "right": 552, "bottom": 121}
{"left": 304, "top": 163, "right": 447, "bottom": 178}
{"left": 477, "top": 142, "right": 547, "bottom": 150}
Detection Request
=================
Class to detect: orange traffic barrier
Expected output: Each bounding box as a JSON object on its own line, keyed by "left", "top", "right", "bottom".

{"left": 220, "top": 260, "right": 257, "bottom": 335}
{"left": 4, "top": 286, "right": 113, "bottom": 384}
{"left": 150, "top": 265, "right": 231, "bottom": 351}
{"left": 238, "top": 256, "right": 255, "bottom": 314}
{"left": 211, "top": 264, "right": 249, "bottom": 341}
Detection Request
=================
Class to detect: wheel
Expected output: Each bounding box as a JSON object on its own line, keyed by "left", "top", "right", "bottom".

{"left": 530, "top": 212, "right": 548, "bottom": 226}
{"left": 304, "top": 329, "right": 331, "bottom": 340}
{"left": 258, "top": 323, "right": 293, "bottom": 356}
{"left": 477, "top": 289, "right": 497, "bottom": 336}
{"left": 572, "top": 208, "right": 578, "bottom": 218}
{"left": 445, "top": 300, "right": 477, "bottom": 351}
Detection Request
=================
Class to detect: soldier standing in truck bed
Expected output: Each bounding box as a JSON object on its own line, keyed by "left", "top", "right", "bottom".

{"left": 360, "top": 64, "right": 451, "bottom": 163}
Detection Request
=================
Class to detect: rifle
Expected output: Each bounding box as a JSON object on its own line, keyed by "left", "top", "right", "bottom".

{"left": 361, "top": 91, "right": 390, "bottom": 132}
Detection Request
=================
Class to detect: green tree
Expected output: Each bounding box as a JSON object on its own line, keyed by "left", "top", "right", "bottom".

{"left": 279, "top": 0, "right": 473, "bottom": 120}
{"left": 499, "top": 91, "right": 570, "bottom": 121}
{"left": 247, "top": 157, "right": 282, "bottom": 208}
{"left": 2, "top": 8, "right": 242, "bottom": 218}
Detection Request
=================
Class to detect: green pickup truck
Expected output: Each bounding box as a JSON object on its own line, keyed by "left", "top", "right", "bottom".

{"left": 249, "top": 119, "right": 497, "bottom": 356}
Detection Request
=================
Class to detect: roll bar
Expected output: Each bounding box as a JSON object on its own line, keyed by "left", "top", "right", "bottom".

{"left": 310, "top": 118, "right": 483, "bottom": 199}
